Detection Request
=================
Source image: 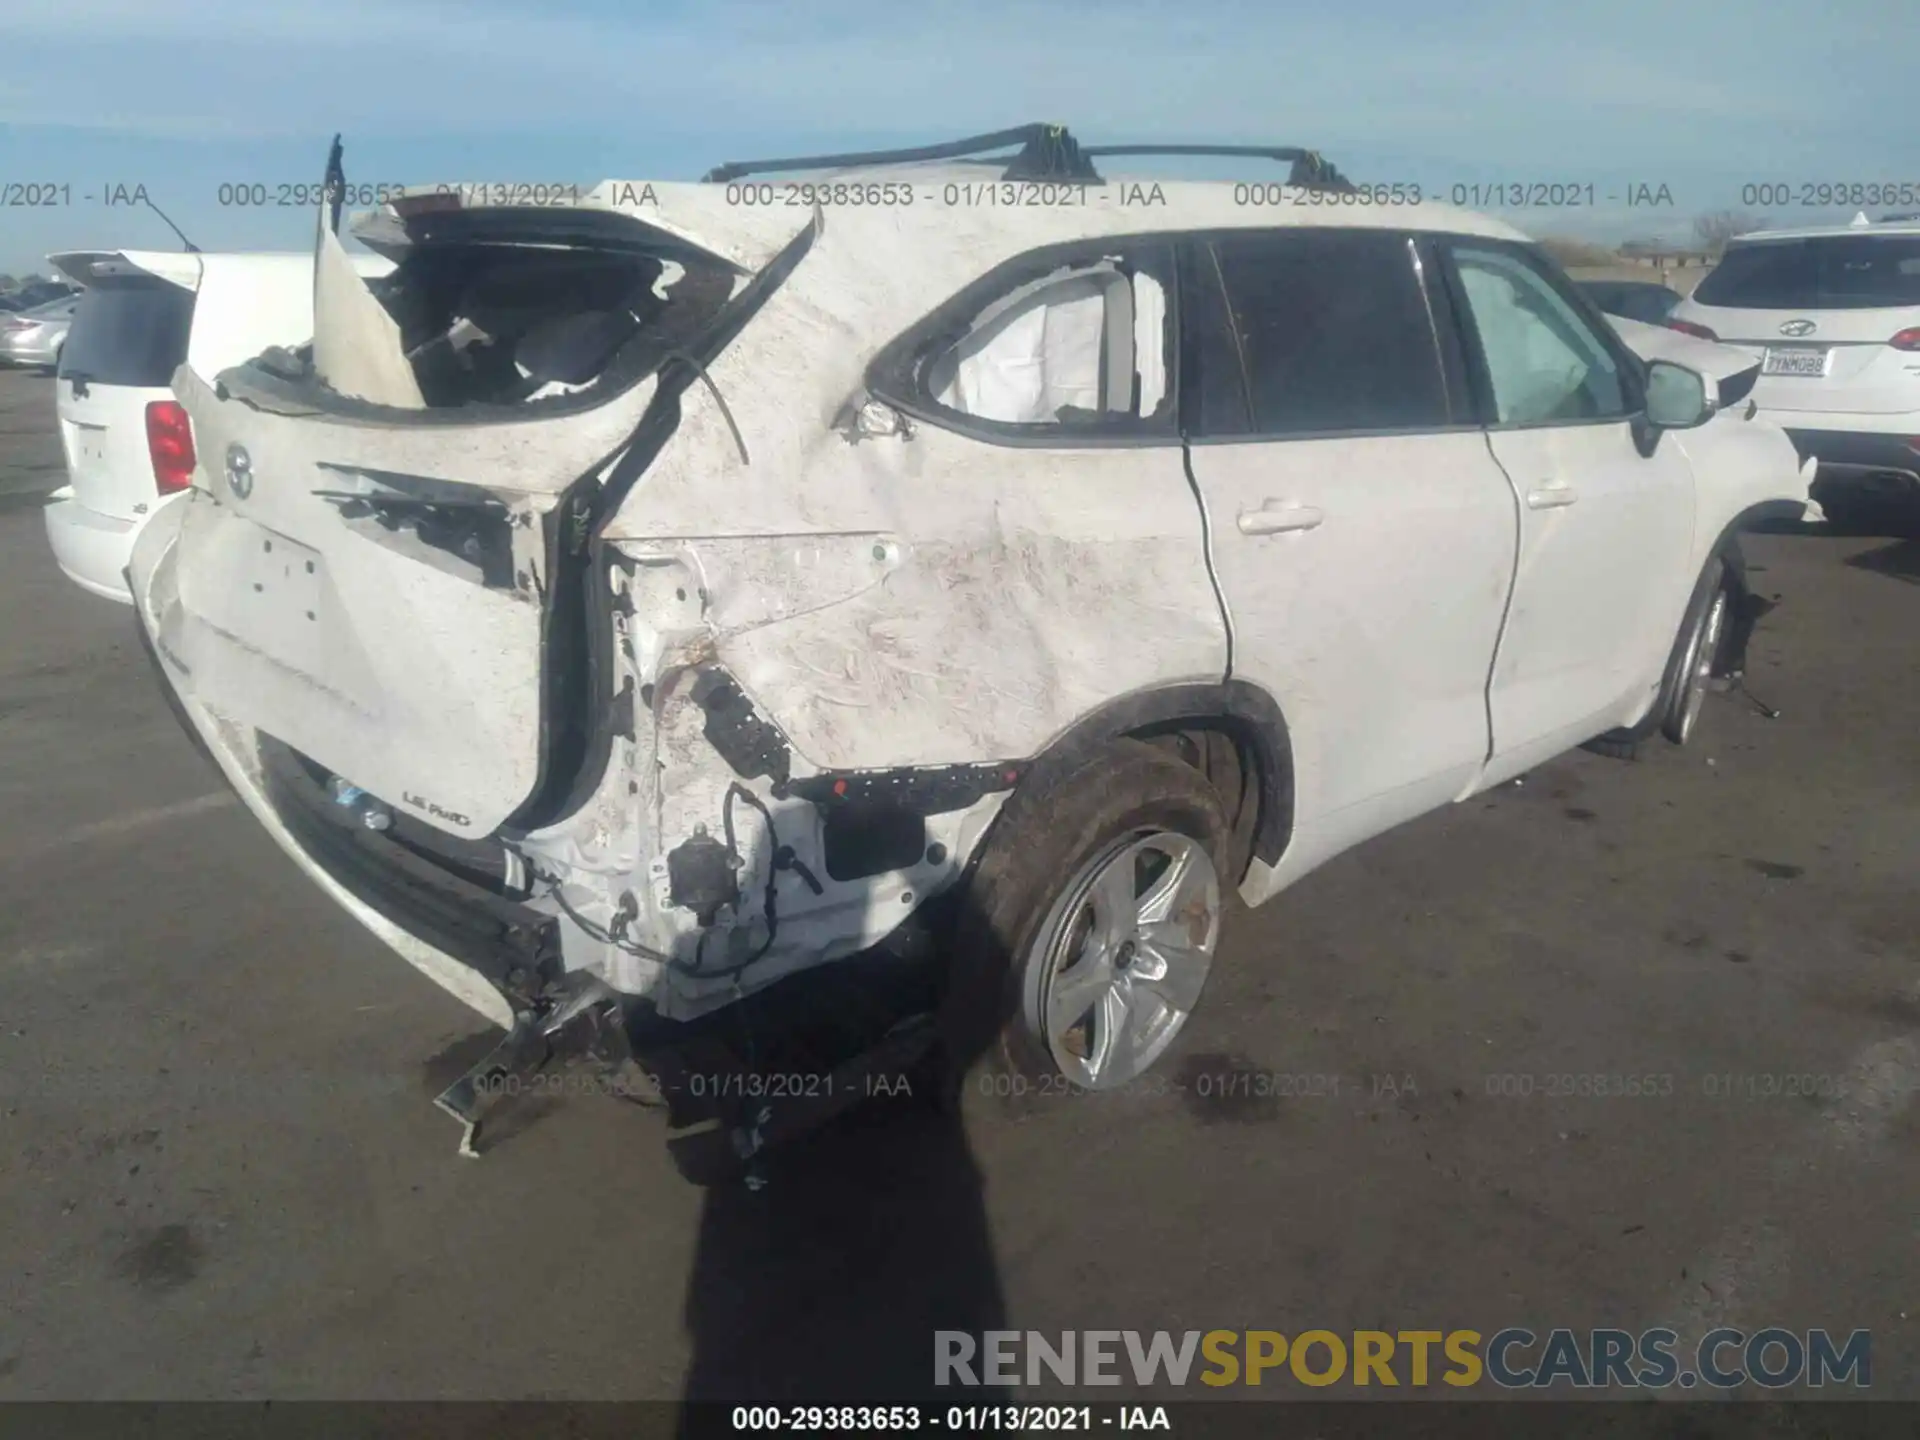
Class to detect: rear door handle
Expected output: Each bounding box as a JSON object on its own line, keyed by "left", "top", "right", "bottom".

{"left": 1237, "top": 503, "right": 1325, "bottom": 536}
{"left": 1525, "top": 482, "right": 1579, "bottom": 510}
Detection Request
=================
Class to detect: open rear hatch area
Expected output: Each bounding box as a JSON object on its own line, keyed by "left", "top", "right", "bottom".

{"left": 154, "top": 191, "right": 814, "bottom": 842}
{"left": 134, "top": 181, "right": 884, "bottom": 1167}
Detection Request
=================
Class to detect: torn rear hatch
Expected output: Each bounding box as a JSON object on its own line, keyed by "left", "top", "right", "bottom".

{"left": 165, "top": 195, "right": 815, "bottom": 840}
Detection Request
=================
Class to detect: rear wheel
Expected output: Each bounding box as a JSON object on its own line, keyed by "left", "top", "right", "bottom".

{"left": 932, "top": 739, "right": 1231, "bottom": 1110}
{"left": 1020, "top": 827, "right": 1221, "bottom": 1090}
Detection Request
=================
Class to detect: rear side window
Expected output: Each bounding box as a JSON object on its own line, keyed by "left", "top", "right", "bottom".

{"left": 880, "top": 241, "right": 1177, "bottom": 438}
{"left": 1185, "top": 230, "right": 1451, "bottom": 437}
{"left": 58, "top": 275, "right": 196, "bottom": 386}
{"left": 1693, "top": 237, "right": 1920, "bottom": 310}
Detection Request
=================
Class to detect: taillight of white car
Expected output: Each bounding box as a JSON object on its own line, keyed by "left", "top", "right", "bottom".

{"left": 145, "top": 400, "right": 196, "bottom": 495}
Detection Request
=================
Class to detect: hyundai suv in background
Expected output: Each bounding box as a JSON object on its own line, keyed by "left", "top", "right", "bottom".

{"left": 44, "top": 248, "right": 393, "bottom": 604}
{"left": 1668, "top": 220, "right": 1920, "bottom": 520}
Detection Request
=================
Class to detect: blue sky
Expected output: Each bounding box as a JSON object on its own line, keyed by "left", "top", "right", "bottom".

{"left": 1, "top": 0, "right": 1913, "bottom": 274}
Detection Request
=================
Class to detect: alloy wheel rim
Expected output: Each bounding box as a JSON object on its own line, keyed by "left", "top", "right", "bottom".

{"left": 1031, "top": 830, "right": 1221, "bottom": 1090}
{"left": 1677, "top": 589, "right": 1729, "bottom": 743}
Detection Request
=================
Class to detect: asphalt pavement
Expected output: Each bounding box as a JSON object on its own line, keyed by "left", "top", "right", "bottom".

{"left": 0, "top": 368, "right": 1915, "bottom": 1407}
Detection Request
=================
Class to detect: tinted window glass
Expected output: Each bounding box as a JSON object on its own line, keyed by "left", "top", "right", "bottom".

{"left": 1578, "top": 281, "right": 1680, "bottom": 324}
{"left": 59, "top": 275, "right": 195, "bottom": 387}
{"left": 1183, "top": 243, "right": 1256, "bottom": 435}
{"left": 15, "top": 282, "right": 77, "bottom": 309}
{"left": 1195, "top": 231, "right": 1449, "bottom": 436}
{"left": 1452, "top": 245, "right": 1629, "bottom": 425}
{"left": 1693, "top": 237, "right": 1920, "bottom": 310}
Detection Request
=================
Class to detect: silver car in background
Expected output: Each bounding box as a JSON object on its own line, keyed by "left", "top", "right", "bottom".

{"left": 0, "top": 295, "right": 78, "bottom": 369}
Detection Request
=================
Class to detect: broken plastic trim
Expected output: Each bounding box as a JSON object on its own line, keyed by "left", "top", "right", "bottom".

{"left": 432, "top": 972, "right": 633, "bottom": 1157}
{"left": 311, "top": 465, "right": 523, "bottom": 585}
{"left": 256, "top": 736, "right": 560, "bottom": 1001}
{"left": 674, "top": 663, "right": 1027, "bottom": 815}
{"left": 691, "top": 669, "right": 792, "bottom": 787}
{"left": 784, "top": 762, "right": 1022, "bottom": 815}
{"left": 507, "top": 213, "right": 823, "bottom": 832}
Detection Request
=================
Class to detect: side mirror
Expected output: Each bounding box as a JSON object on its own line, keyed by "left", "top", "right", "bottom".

{"left": 1643, "top": 359, "right": 1713, "bottom": 430}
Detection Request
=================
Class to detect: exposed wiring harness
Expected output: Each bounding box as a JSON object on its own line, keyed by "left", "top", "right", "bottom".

{"left": 519, "top": 781, "right": 821, "bottom": 983}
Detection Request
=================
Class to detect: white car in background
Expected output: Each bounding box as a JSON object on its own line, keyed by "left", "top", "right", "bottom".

{"left": 44, "top": 248, "right": 394, "bottom": 603}
{"left": 1667, "top": 217, "right": 1920, "bottom": 521}
{"left": 124, "top": 128, "right": 1820, "bottom": 1171}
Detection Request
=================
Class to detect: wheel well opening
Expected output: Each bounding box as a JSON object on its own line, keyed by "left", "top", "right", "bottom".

{"left": 1126, "top": 715, "right": 1285, "bottom": 883}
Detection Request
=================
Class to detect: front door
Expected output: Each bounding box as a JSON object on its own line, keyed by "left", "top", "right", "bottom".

{"left": 1439, "top": 240, "right": 1696, "bottom": 779}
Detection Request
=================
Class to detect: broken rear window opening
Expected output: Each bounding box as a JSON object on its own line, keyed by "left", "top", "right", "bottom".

{"left": 872, "top": 242, "right": 1178, "bottom": 440}
{"left": 237, "top": 209, "right": 744, "bottom": 418}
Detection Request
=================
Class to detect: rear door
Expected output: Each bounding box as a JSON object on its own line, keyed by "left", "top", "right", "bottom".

{"left": 1439, "top": 239, "right": 1696, "bottom": 775}
{"left": 51, "top": 252, "right": 200, "bottom": 522}
{"left": 1178, "top": 228, "right": 1517, "bottom": 878}
{"left": 1680, "top": 234, "right": 1920, "bottom": 415}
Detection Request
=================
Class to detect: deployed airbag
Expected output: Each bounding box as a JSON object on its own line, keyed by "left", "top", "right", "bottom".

{"left": 930, "top": 270, "right": 1115, "bottom": 424}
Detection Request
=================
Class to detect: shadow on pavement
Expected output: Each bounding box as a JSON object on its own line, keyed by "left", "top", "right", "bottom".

{"left": 1843, "top": 537, "right": 1920, "bottom": 584}
{"left": 663, "top": 914, "right": 1019, "bottom": 1425}
{"left": 677, "top": 1094, "right": 1006, "bottom": 1414}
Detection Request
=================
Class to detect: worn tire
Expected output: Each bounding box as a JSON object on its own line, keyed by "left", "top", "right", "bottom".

{"left": 1584, "top": 550, "right": 1732, "bottom": 761}
{"left": 1141, "top": 726, "right": 1260, "bottom": 890}
{"left": 1659, "top": 556, "right": 1731, "bottom": 745}
{"left": 929, "top": 739, "right": 1231, "bottom": 1116}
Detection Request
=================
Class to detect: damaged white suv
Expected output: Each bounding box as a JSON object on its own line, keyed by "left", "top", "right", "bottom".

{"left": 129, "top": 127, "right": 1816, "bottom": 1167}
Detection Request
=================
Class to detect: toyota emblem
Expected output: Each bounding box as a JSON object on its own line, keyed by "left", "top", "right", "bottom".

{"left": 1778, "top": 318, "right": 1817, "bottom": 337}
{"left": 225, "top": 443, "right": 254, "bottom": 499}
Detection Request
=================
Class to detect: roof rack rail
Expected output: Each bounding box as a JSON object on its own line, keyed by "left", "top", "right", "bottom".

{"left": 1080, "top": 144, "right": 1351, "bottom": 190}
{"left": 701, "top": 124, "right": 1350, "bottom": 189}
{"left": 702, "top": 124, "right": 1083, "bottom": 184}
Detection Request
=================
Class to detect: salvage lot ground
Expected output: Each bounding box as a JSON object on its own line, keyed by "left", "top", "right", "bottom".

{"left": 0, "top": 365, "right": 1916, "bottom": 1405}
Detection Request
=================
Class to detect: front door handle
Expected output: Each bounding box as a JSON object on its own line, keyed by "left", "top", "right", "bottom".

{"left": 1525, "top": 482, "right": 1579, "bottom": 510}
{"left": 1237, "top": 503, "right": 1325, "bottom": 536}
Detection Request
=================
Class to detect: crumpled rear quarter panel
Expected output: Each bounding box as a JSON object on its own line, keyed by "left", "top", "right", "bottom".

{"left": 602, "top": 205, "right": 1229, "bottom": 771}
